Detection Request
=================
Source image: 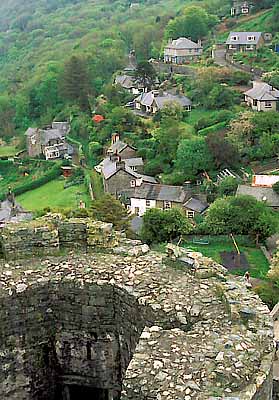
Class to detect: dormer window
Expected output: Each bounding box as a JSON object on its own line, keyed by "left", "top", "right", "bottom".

{"left": 247, "top": 36, "right": 255, "bottom": 41}
{"left": 231, "top": 36, "right": 238, "bottom": 41}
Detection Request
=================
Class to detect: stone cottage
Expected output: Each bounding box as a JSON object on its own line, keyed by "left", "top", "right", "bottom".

{"left": 103, "top": 160, "right": 157, "bottom": 196}
{"left": 126, "top": 182, "right": 208, "bottom": 218}
{"left": 134, "top": 90, "right": 192, "bottom": 115}
{"left": 244, "top": 81, "right": 279, "bottom": 112}
{"left": 107, "top": 134, "right": 138, "bottom": 159}
{"left": 226, "top": 32, "right": 264, "bottom": 53}
{"left": 164, "top": 37, "right": 203, "bottom": 64}
{"left": 25, "top": 122, "right": 73, "bottom": 160}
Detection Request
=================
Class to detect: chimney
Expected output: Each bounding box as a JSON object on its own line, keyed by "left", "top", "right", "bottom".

{"left": 116, "top": 158, "right": 125, "bottom": 171}
{"left": 197, "top": 39, "right": 202, "bottom": 47}
{"left": 112, "top": 133, "right": 120, "bottom": 145}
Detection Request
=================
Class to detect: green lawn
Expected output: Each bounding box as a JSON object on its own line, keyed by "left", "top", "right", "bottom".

{"left": 0, "top": 146, "right": 17, "bottom": 157}
{"left": 17, "top": 179, "right": 91, "bottom": 211}
{"left": 182, "top": 238, "right": 270, "bottom": 279}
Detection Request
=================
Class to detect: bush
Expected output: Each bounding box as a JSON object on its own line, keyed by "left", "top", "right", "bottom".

{"left": 254, "top": 281, "right": 279, "bottom": 310}
{"left": 141, "top": 208, "right": 192, "bottom": 244}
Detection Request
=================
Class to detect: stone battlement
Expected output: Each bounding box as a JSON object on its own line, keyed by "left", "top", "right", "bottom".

{"left": 0, "top": 219, "right": 274, "bottom": 400}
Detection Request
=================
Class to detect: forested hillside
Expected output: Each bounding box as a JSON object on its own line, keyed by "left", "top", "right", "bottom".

{"left": 0, "top": 0, "right": 277, "bottom": 144}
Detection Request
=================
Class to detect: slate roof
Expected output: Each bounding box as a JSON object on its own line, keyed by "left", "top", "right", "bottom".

{"left": 184, "top": 197, "right": 208, "bottom": 213}
{"left": 115, "top": 74, "right": 136, "bottom": 89}
{"left": 102, "top": 159, "right": 156, "bottom": 183}
{"left": 165, "top": 37, "right": 202, "bottom": 50}
{"left": 42, "top": 129, "right": 65, "bottom": 145}
{"left": 101, "top": 157, "right": 144, "bottom": 179}
{"left": 236, "top": 185, "right": 279, "bottom": 207}
{"left": 226, "top": 32, "right": 262, "bottom": 45}
{"left": 244, "top": 82, "right": 279, "bottom": 101}
{"left": 129, "top": 183, "right": 191, "bottom": 203}
{"left": 109, "top": 140, "right": 136, "bottom": 154}
{"left": 25, "top": 127, "right": 38, "bottom": 137}
{"left": 135, "top": 91, "right": 192, "bottom": 109}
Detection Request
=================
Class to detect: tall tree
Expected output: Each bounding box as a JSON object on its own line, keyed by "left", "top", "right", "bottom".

{"left": 135, "top": 61, "right": 157, "bottom": 91}
{"left": 60, "top": 55, "right": 90, "bottom": 112}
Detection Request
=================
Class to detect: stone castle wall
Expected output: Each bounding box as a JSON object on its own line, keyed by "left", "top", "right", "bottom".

{"left": 0, "top": 215, "right": 120, "bottom": 259}
{"left": 0, "top": 217, "right": 275, "bottom": 400}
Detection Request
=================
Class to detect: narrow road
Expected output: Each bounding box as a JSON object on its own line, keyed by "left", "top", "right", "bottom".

{"left": 213, "top": 48, "right": 263, "bottom": 80}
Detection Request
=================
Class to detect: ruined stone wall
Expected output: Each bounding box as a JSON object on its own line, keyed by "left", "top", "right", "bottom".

{"left": 0, "top": 282, "right": 150, "bottom": 400}
{"left": 0, "top": 216, "right": 120, "bottom": 260}
{"left": 0, "top": 220, "right": 275, "bottom": 400}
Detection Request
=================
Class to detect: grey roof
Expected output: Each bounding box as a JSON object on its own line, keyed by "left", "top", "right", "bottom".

{"left": 130, "top": 183, "right": 190, "bottom": 203}
{"left": 165, "top": 37, "right": 202, "bottom": 50}
{"left": 226, "top": 32, "right": 262, "bottom": 45}
{"left": 109, "top": 140, "right": 136, "bottom": 154}
{"left": 184, "top": 197, "right": 208, "bottom": 213}
{"left": 244, "top": 82, "right": 279, "bottom": 101}
{"left": 236, "top": 185, "right": 279, "bottom": 207}
{"left": 101, "top": 157, "right": 143, "bottom": 179}
{"left": 25, "top": 127, "right": 37, "bottom": 137}
{"left": 135, "top": 91, "right": 192, "bottom": 109}
{"left": 102, "top": 158, "right": 157, "bottom": 183}
{"left": 115, "top": 74, "right": 135, "bottom": 89}
{"left": 42, "top": 129, "right": 65, "bottom": 145}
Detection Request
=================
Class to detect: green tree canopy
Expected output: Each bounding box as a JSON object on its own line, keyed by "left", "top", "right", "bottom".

{"left": 203, "top": 195, "right": 276, "bottom": 241}
{"left": 176, "top": 137, "right": 214, "bottom": 181}
{"left": 165, "top": 6, "right": 218, "bottom": 42}
{"left": 141, "top": 208, "right": 192, "bottom": 244}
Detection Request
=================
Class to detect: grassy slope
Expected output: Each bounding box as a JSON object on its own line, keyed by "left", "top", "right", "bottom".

{"left": 17, "top": 178, "right": 91, "bottom": 211}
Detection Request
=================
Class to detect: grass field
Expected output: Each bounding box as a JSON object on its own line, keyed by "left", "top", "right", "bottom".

{"left": 0, "top": 146, "right": 17, "bottom": 157}
{"left": 17, "top": 179, "right": 91, "bottom": 211}
{"left": 182, "top": 239, "right": 270, "bottom": 279}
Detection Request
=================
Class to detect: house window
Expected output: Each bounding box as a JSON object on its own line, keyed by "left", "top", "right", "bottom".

{"left": 130, "top": 166, "right": 137, "bottom": 171}
{"left": 146, "top": 200, "right": 151, "bottom": 208}
{"left": 231, "top": 36, "right": 238, "bottom": 41}
{"left": 130, "top": 180, "right": 136, "bottom": 187}
{"left": 247, "top": 36, "right": 255, "bottom": 41}
{"left": 187, "top": 210, "right": 195, "bottom": 218}
{"left": 164, "top": 201, "right": 171, "bottom": 209}
{"left": 229, "top": 45, "right": 237, "bottom": 50}
{"left": 265, "top": 101, "right": 272, "bottom": 108}
{"left": 246, "top": 45, "right": 254, "bottom": 50}
{"left": 253, "top": 99, "right": 257, "bottom": 107}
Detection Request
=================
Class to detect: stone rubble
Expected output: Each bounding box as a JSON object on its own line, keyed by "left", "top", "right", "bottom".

{"left": 0, "top": 244, "right": 274, "bottom": 400}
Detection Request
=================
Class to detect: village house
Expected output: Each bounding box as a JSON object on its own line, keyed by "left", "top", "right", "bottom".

{"left": 106, "top": 134, "right": 138, "bottom": 159}
{"left": 244, "top": 81, "right": 279, "bottom": 112}
{"left": 164, "top": 37, "right": 203, "bottom": 64}
{"left": 102, "top": 159, "right": 157, "bottom": 196}
{"left": 25, "top": 122, "right": 73, "bottom": 160}
{"left": 226, "top": 32, "right": 264, "bottom": 53}
{"left": 236, "top": 184, "right": 279, "bottom": 210}
{"left": 95, "top": 153, "right": 144, "bottom": 175}
{"left": 114, "top": 74, "right": 146, "bottom": 95}
{"left": 230, "top": 0, "right": 252, "bottom": 17}
{"left": 134, "top": 90, "right": 192, "bottom": 115}
{"left": 126, "top": 183, "right": 208, "bottom": 218}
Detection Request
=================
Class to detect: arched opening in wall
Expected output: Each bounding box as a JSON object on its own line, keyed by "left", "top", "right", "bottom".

{"left": 68, "top": 385, "right": 109, "bottom": 400}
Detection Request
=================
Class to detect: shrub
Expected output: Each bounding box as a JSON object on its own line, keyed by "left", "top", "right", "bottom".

{"left": 141, "top": 208, "right": 192, "bottom": 244}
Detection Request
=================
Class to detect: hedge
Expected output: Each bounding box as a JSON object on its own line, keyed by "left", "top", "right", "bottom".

{"left": 198, "top": 121, "right": 228, "bottom": 136}
{"left": 0, "top": 164, "right": 61, "bottom": 201}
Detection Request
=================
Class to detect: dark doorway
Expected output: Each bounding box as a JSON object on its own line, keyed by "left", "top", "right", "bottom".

{"left": 69, "top": 385, "right": 109, "bottom": 400}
